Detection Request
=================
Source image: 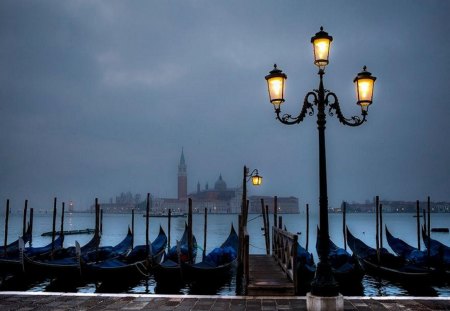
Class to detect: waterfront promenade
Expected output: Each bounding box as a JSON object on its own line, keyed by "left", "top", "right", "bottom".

{"left": 1, "top": 292, "right": 449, "bottom": 311}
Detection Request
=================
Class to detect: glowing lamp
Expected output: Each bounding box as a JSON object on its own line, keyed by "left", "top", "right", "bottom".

{"left": 251, "top": 173, "right": 263, "bottom": 186}
{"left": 354, "top": 66, "right": 376, "bottom": 112}
{"left": 265, "top": 64, "right": 287, "bottom": 109}
{"left": 311, "top": 27, "right": 333, "bottom": 68}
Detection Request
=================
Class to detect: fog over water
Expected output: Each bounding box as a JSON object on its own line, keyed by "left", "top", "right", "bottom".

{"left": 1, "top": 1, "right": 450, "bottom": 212}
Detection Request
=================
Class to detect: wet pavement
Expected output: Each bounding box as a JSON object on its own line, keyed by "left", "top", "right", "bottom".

{"left": 1, "top": 292, "right": 450, "bottom": 310}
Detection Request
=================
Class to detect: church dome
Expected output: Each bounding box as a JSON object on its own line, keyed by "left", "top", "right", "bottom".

{"left": 214, "top": 174, "right": 227, "bottom": 191}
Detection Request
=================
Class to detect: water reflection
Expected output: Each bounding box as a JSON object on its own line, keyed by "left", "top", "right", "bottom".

{"left": 362, "top": 275, "right": 438, "bottom": 297}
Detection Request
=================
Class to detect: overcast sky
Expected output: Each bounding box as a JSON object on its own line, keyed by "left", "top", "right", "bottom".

{"left": 1, "top": 0, "right": 449, "bottom": 212}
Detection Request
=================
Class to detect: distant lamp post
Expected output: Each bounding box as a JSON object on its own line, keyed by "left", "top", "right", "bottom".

{"left": 265, "top": 27, "right": 376, "bottom": 301}
{"left": 241, "top": 166, "right": 262, "bottom": 223}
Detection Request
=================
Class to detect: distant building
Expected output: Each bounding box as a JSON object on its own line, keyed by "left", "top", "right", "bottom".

{"left": 97, "top": 149, "right": 300, "bottom": 214}
{"left": 341, "top": 199, "right": 450, "bottom": 213}
{"left": 178, "top": 149, "right": 187, "bottom": 200}
{"left": 94, "top": 191, "right": 143, "bottom": 213}
{"left": 188, "top": 174, "right": 243, "bottom": 213}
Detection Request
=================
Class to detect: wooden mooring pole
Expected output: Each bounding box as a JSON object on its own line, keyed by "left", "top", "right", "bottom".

{"left": 22, "top": 200, "right": 28, "bottom": 237}
{"left": 60, "top": 202, "right": 65, "bottom": 240}
{"left": 51, "top": 197, "right": 57, "bottom": 253}
{"left": 265, "top": 204, "right": 270, "bottom": 255}
{"left": 242, "top": 166, "right": 247, "bottom": 225}
{"left": 274, "top": 196, "right": 278, "bottom": 230}
{"left": 379, "top": 203, "right": 384, "bottom": 250}
{"left": 4, "top": 199, "right": 10, "bottom": 255}
{"left": 427, "top": 196, "right": 431, "bottom": 237}
{"left": 100, "top": 208, "right": 103, "bottom": 235}
{"left": 168, "top": 209, "right": 172, "bottom": 249}
{"left": 203, "top": 208, "right": 208, "bottom": 260}
{"left": 146, "top": 193, "right": 150, "bottom": 254}
{"left": 416, "top": 200, "right": 420, "bottom": 250}
{"left": 375, "top": 195, "right": 380, "bottom": 264}
{"left": 29, "top": 208, "right": 34, "bottom": 246}
{"left": 427, "top": 196, "right": 431, "bottom": 259}
{"left": 188, "top": 198, "right": 193, "bottom": 264}
{"left": 131, "top": 208, "right": 134, "bottom": 249}
{"left": 94, "top": 198, "right": 99, "bottom": 235}
{"left": 343, "top": 201, "right": 347, "bottom": 251}
{"left": 306, "top": 203, "right": 310, "bottom": 252}
{"left": 260, "top": 199, "right": 269, "bottom": 255}
{"left": 95, "top": 198, "right": 99, "bottom": 256}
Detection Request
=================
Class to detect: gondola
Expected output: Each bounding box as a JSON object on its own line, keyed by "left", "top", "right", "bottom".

{"left": 346, "top": 227, "right": 435, "bottom": 284}
{"left": 385, "top": 226, "right": 428, "bottom": 264}
{"left": 83, "top": 226, "right": 167, "bottom": 283}
{"left": 421, "top": 227, "right": 450, "bottom": 275}
{"left": 0, "top": 235, "right": 64, "bottom": 275}
{"left": 182, "top": 224, "right": 238, "bottom": 284}
{"left": 153, "top": 224, "right": 197, "bottom": 287}
{"left": 82, "top": 227, "right": 133, "bottom": 263}
{"left": 296, "top": 241, "right": 316, "bottom": 290}
{"left": 22, "top": 229, "right": 131, "bottom": 279}
{"left": 0, "top": 224, "right": 32, "bottom": 255}
{"left": 316, "top": 228, "right": 364, "bottom": 286}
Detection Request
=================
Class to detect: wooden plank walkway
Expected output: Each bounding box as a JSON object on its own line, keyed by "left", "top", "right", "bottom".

{"left": 247, "top": 254, "right": 295, "bottom": 296}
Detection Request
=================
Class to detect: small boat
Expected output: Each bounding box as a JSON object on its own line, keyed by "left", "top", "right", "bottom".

{"left": 21, "top": 228, "right": 134, "bottom": 279}
{"left": 346, "top": 227, "right": 435, "bottom": 284}
{"left": 142, "top": 212, "right": 186, "bottom": 218}
{"left": 83, "top": 226, "right": 167, "bottom": 283}
{"left": 0, "top": 224, "right": 32, "bottom": 255}
{"left": 316, "top": 228, "right": 364, "bottom": 287}
{"left": 82, "top": 227, "right": 133, "bottom": 263}
{"left": 182, "top": 224, "right": 238, "bottom": 284}
{"left": 41, "top": 228, "right": 95, "bottom": 237}
{"left": 431, "top": 228, "right": 449, "bottom": 233}
{"left": 153, "top": 224, "right": 197, "bottom": 287}
{"left": 0, "top": 235, "right": 64, "bottom": 275}
{"left": 421, "top": 227, "right": 450, "bottom": 273}
{"left": 386, "top": 226, "right": 450, "bottom": 282}
{"left": 386, "top": 226, "right": 428, "bottom": 264}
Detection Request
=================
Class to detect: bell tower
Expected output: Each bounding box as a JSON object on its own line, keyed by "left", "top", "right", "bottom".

{"left": 178, "top": 148, "right": 187, "bottom": 200}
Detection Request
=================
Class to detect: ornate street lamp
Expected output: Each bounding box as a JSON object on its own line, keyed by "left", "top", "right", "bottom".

{"left": 265, "top": 27, "right": 376, "bottom": 298}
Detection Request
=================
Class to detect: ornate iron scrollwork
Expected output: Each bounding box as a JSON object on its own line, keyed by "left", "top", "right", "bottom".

{"left": 326, "top": 92, "right": 366, "bottom": 127}
{"left": 275, "top": 91, "right": 316, "bottom": 125}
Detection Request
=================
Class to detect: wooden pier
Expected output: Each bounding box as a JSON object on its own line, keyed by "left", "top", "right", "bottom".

{"left": 247, "top": 254, "right": 295, "bottom": 296}
{"left": 238, "top": 201, "right": 298, "bottom": 296}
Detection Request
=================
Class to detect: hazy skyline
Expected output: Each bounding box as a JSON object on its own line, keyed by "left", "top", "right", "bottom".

{"left": 1, "top": 1, "right": 450, "bottom": 211}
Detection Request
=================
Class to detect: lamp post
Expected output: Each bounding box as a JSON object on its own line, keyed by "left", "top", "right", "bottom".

{"left": 241, "top": 166, "right": 262, "bottom": 224}
{"left": 237, "top": 166, "right": 262, "bottom": 294}
{"left": 265, "top": 27, "right": 376, "bottom": 298}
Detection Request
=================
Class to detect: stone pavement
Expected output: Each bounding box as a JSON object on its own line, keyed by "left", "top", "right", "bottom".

{"left": 0, "top": 292, "right": 449, "bottom": 310}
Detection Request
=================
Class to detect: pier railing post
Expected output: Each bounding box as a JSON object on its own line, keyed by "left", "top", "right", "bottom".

{"left": 244, "top": 229, "right": 250, "bottom": 287}
{"left": 293, "top": 234, "right": 298, "bottom": 295}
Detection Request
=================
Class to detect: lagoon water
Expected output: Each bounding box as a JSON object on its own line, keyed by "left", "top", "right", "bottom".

{"left": 1, "top": 211, "right": 450, "bottom": 296}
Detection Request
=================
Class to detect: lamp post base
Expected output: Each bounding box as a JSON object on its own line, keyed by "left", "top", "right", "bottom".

{"left": 306, "top": 292, "right": 344, "bottom": 311}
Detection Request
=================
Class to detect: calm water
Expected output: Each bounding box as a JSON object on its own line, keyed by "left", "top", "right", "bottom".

{"left": 1, "top": 211, "right": 449, "bottom": 296}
